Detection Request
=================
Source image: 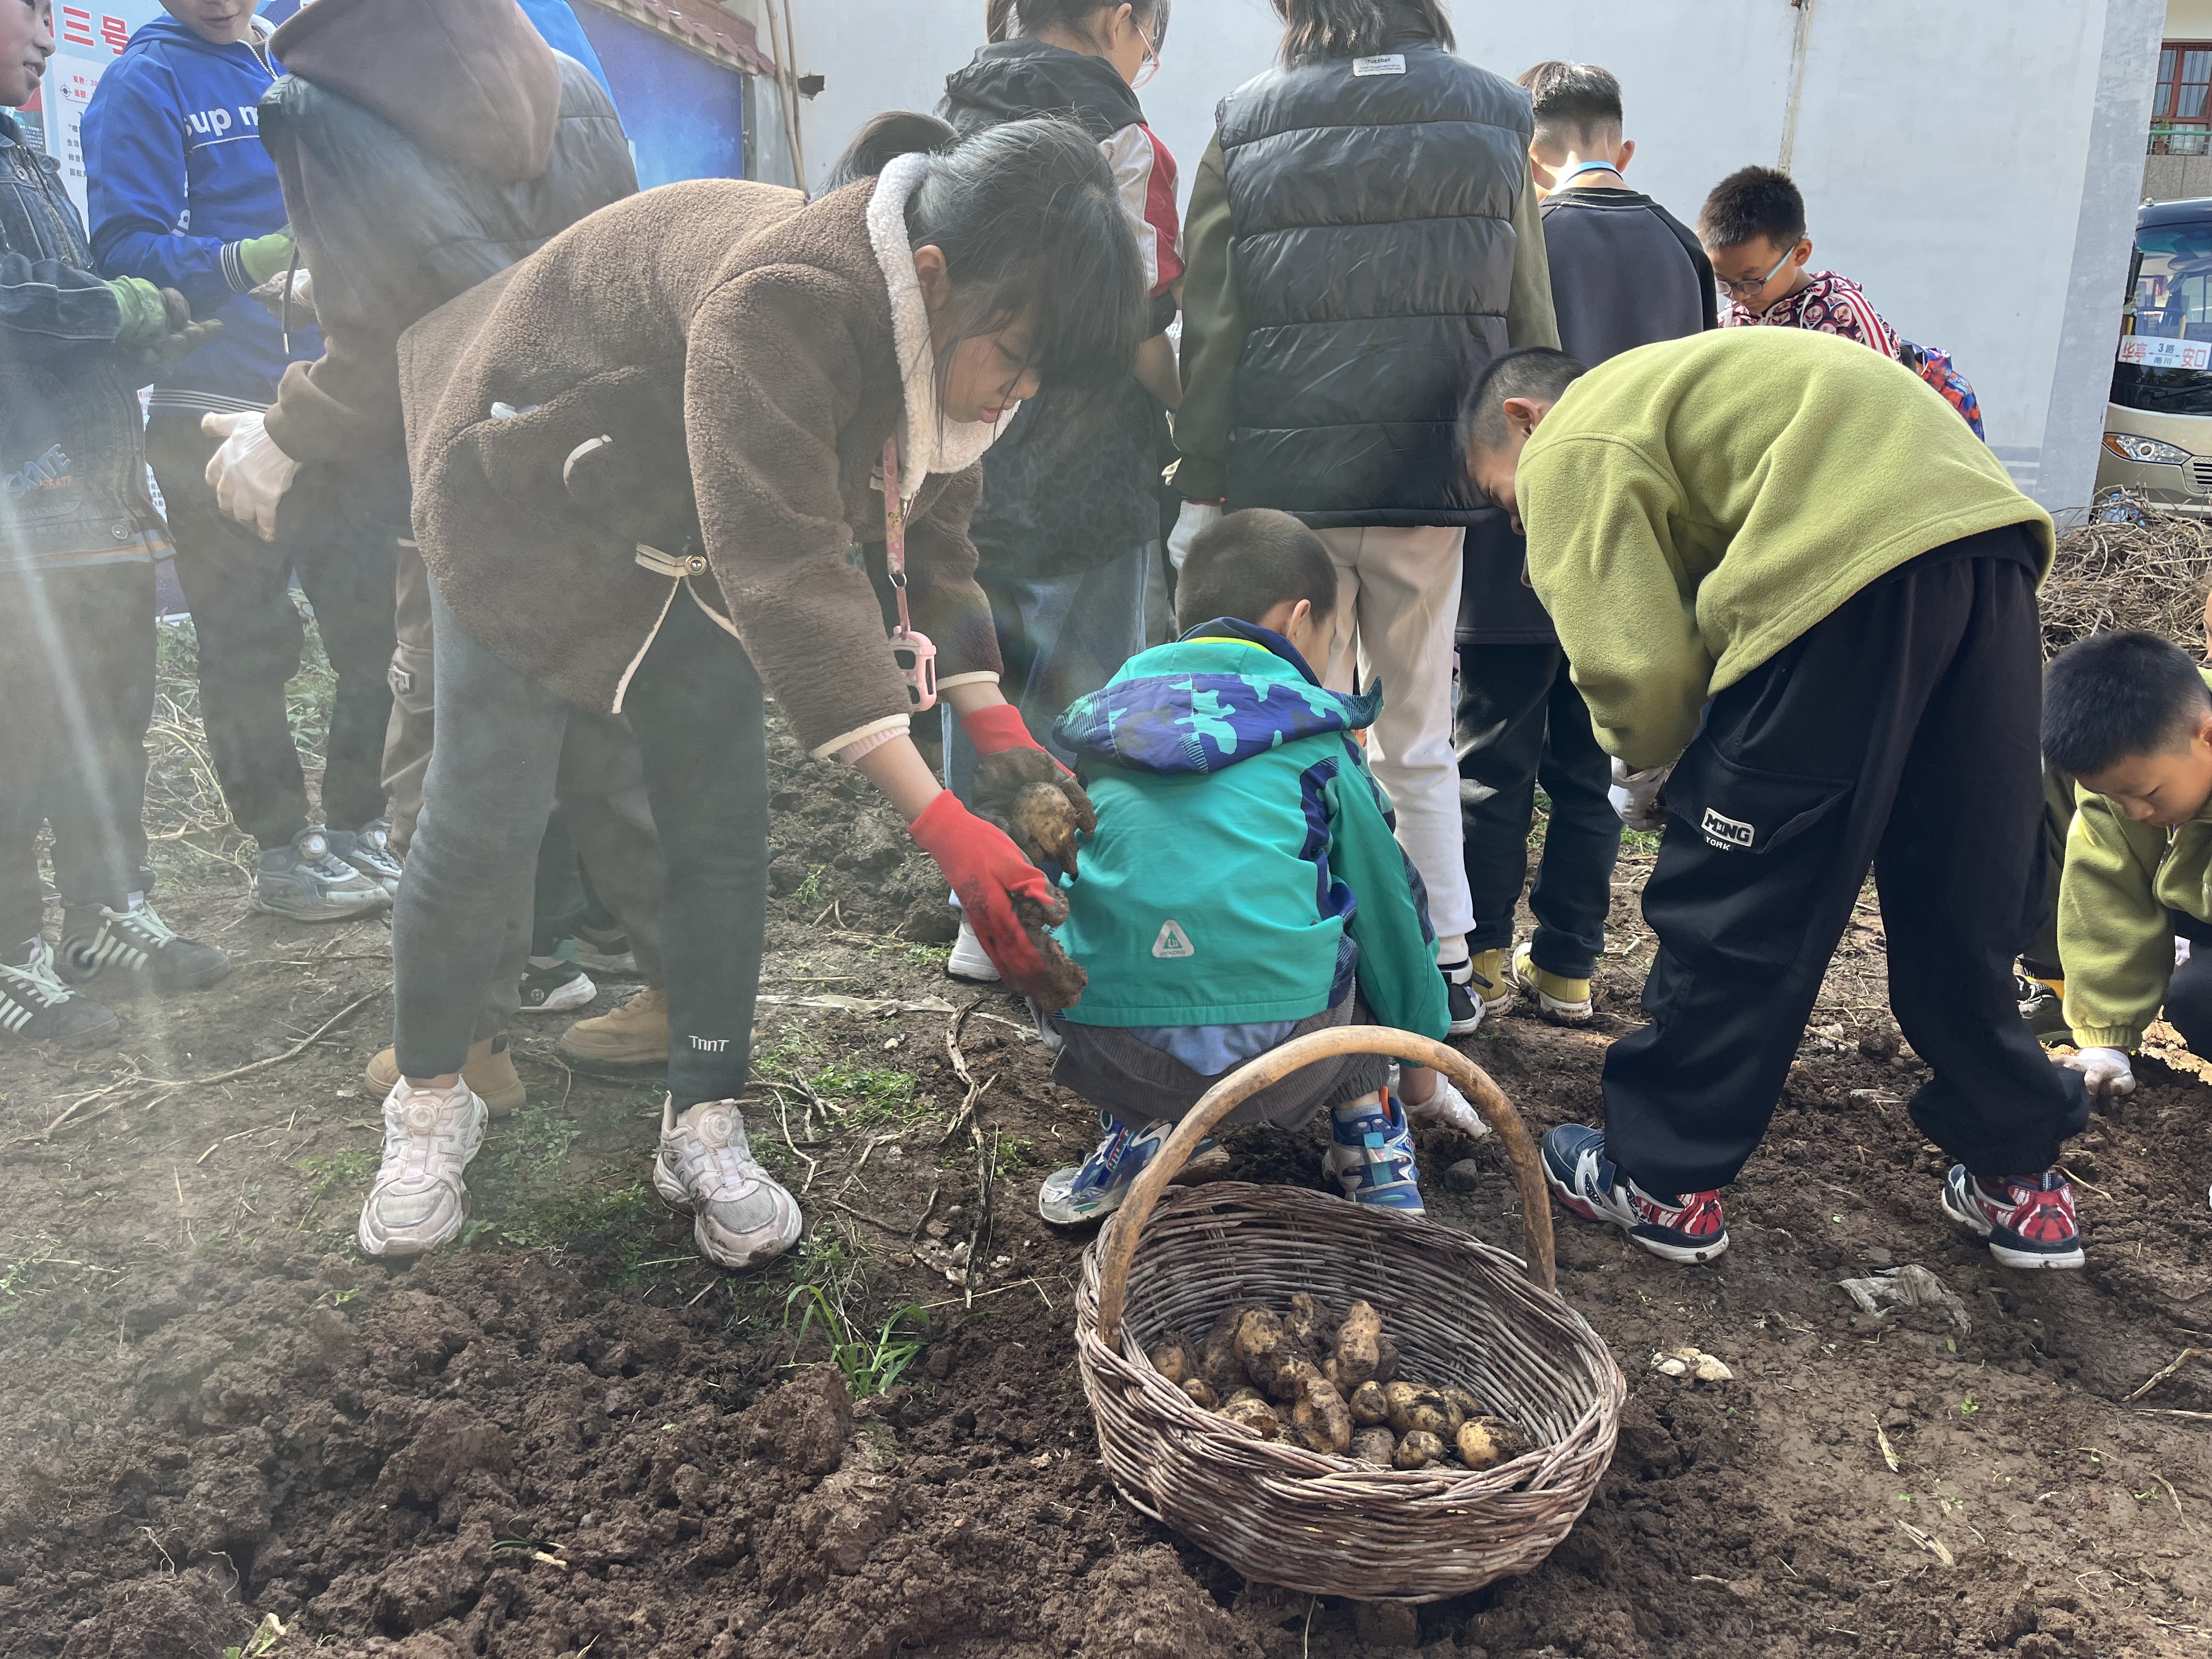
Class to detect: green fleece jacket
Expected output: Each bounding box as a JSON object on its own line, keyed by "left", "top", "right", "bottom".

{"left": 1520, "top": 328, "right": 2054, "bottom": 771}
{"left": 2058, "top": 670, "right": 2212, "bottom": 1051}
{"left": 1048, "top": 627, "right": 1450, "bottom": 1039}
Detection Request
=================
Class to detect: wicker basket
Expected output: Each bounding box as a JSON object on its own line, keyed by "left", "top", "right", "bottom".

{"left": 1075, "top": 1026, "right": 1625, "bottom": 1602}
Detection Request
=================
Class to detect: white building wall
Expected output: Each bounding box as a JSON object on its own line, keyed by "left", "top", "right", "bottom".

{"left": 791, "top": 0, "right": 2162, "bottom": 513}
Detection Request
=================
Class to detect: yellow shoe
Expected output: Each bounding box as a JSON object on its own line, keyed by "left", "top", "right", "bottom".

{"left": 363, "top": 1035, "right": 524, "bottom": 1116}
{"left": 1511, "top": 942, "right": 1593, "bottom": 1024}
{"left": 1468, "top": 949, "right": 1513, "bottom": 1017}
{"left": 558, "top": 985, "right": 669, "bottom": 1070}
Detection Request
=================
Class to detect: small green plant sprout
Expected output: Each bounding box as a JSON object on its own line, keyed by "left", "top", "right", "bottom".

{"left": 1959, "top": 1394, "right": 1981, "bottom": 1416}
{"left": 785, "top": 1282, "right": 929, "bottom": 1400}
{"left": 791, "top": 864, "right": 830, "bottom": 907}
{"left": 225, "top": 1612, "right": 287, "bottom": 1659}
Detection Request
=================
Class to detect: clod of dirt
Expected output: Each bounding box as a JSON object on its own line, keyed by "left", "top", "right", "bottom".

{"left": 375, "top": 1400, "right": 515, "bottom": 1505}
{"left": 371, "top": 1528, "right": 491, "bottom": 1633}
{"left": 1080, "top": 1545, "right": 1265, "bottom": 1659}
{"left": 1443, "top": 1158, "right": 1483, "bottom": 1193}
{"left": 795, "top": 1466, "right": 903, "bottom": 1573}
{"left": 57, "top": 1568, "right": 250, "bottom": 1659}
{"left": 1008, "top": 889, "right": 1087, "bottom": 1011}
{"left": 1351, "top": 1599, "right": 1421, "bottom": 1647}
{"left": 741, "top": 1362, "right": 854, "bottom": 1475}
{"left": 1837, "top": 1262, "right": 1971, "bottom": 1335}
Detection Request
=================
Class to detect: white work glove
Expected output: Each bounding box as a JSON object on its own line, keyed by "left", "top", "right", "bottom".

{"left": 201, "top": 410, "right": 302, "bottom": 542}
{"left": 2057, "top": 1045, "right": 2135, "bottom": 1099}
{"left": 1167, "top": 500, "right": 1222, "bottom": 573}
{"left": 1609, "top": 757, "right": 1673, "bottom": 832}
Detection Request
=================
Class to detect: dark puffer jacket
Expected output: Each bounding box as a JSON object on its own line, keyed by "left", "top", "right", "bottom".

{"left": 941, "top": 38, "right": 1179, "bottom": 578}
{"left": 1175, "top": 36, "right": 1557, "bottom": 527}
{"left": 256, "top": 0, "right": 635, "bottom": 468}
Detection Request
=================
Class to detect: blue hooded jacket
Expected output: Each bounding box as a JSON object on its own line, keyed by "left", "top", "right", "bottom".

{"left": 1049, "top": 620, "right": 1450, "bottom": 1037}
{"left": 82, "top": 14, "right": 321, "bottom": 414}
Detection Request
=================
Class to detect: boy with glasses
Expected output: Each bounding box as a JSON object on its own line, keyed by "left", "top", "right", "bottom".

{"left": 1699, "top": 165, "right": 1900, "bottom": 360}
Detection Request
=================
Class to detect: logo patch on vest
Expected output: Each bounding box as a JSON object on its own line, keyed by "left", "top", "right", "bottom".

{"left": 1152, "top": 920, "right": 1195, "bottom": 959}
{"left": 1351, "top": 53, "right": 1406, "bottom": 75}
{"left": 1699, "top": 808, "right": 1756, "bottom": 850}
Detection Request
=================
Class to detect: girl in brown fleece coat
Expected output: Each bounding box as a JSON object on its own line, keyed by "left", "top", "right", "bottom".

{"left": 352, "top": 117, "right": 1146, "bottom": 1272}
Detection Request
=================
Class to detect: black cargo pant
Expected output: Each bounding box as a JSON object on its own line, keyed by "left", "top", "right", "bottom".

{"left": 0, "top": 561, "right": 157, "bottom": 946}
{"left": 1604, "top": 528, "right": 2092, "bottom": 1197}
{"left": 394, "top": 580, "right": 761, "bottom": 1107}
{"left": 1455, "top": 643, "right": 1621, "bottom": 979}
{"left": 144, "top": 413, "right": 399, "bottom": 848}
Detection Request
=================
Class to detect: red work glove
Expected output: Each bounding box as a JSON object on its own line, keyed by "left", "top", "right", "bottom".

{"left": 909, "top": 790, "right": 1087, "bottom": 1011}
{"left": 962, "top": 701, "right": 1052, "bottom": 760}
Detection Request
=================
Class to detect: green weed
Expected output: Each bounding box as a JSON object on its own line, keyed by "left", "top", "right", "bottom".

{"left": 790, "top": 864, "right": 830, "bottom": 907}
{"left": 809, "top": 1059, "right": 919, "bottom": 1126}
{"left": 0, "top": 1246, "right": 55, "bottom": 1319}
{"left": 224, "top": 1612, "right": 287, "bottom": 1658}
{"left": 299, "top": 1149, "right": 378, "bottom": 1200}
{"left": 785, "top": 1282, "right": 928, "bottom": 1400}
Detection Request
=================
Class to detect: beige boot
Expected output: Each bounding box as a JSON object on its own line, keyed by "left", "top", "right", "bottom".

{"left": 363, "top": 1035, "right": 524, "bottom": 1116}
{"left": 558, "top": 985, "right": 669, "bottom": 1069}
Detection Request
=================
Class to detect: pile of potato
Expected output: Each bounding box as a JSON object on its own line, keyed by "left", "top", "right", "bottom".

{"left": 1146, "top": 1294, "right": 1531, "bottom": 1472}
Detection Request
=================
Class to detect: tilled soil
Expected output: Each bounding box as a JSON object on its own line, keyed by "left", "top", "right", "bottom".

{"left": 4, "top": 724, "right": 2212, "bottom": 1658}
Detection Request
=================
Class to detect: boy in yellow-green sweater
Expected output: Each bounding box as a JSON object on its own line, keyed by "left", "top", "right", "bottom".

{"left": 1457, "top": 328, "right": 2092, "bottom": 1269}
{"left": 2042, "top": 631, "right": 2212, "bottom": 1107}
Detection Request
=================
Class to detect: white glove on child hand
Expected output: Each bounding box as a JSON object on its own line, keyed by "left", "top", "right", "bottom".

{"left": 202, "top": 410, "right": 302, "bottom": 543}
{"left": 1167, "top": 500, "right": 1222, "bottom": 573}
{"left": 2058, "top": 1045, "right": 2135, "bottom": 1098}
{"left": 1609, "top": 757, "right": 1673, "bottom": 832}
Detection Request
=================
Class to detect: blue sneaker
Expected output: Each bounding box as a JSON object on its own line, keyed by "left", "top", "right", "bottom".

{"left": 1541, "top": 1124, "right": 1728, "bottom": 1264}
{"left": 1324, "top": 1092, "right": 1425, "bottom": 1214}
{"left": 1037, "top": 1110, "right": 1224, "bottom": 1225}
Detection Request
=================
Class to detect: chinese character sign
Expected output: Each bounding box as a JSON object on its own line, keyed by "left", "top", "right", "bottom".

{"left": 36, "top": 1, "right": 171, "bottom": 221}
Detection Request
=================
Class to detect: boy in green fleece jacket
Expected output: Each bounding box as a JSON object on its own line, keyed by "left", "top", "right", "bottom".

{"left": 1036, "top": 509, "right": 1469, "bottom": 1224}
{"left": 2042, "top": 630, "right": 2212, "bottom": 1105}
{"left": 1459, "top": 328, "right": 2091, "bottom": 1269}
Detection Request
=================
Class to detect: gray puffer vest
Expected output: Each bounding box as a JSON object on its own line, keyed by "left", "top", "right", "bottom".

{"left": 1216, "top": 39, "right": 1531, "bottom": 526}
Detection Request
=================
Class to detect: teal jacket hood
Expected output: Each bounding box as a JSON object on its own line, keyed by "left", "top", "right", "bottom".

{"left": 1053, "top": 618, "right": 1381, "bottom": 777}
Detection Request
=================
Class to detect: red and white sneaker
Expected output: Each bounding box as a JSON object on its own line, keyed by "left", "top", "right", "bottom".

{"left": 1941, "top": 1165, "right": 2084, "bottom": 1269}
{"left": 1542, "top": 1124, "right": 1729, "bottom": 1265}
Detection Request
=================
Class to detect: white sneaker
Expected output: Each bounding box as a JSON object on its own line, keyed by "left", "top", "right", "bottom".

{"left": 1402, "top": 1075, "right": 1491, "bottom": 1139}
{"left": 946, "top": 916, "right": 1001, "bottom": 983}
{"left": 654, "top": 1098, "right": 802, "bottom": 1269}
{"left": 357, "top": 1078, "right": 488, "bottom": 1257}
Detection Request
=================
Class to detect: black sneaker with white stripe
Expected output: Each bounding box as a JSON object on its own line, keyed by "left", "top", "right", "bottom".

{"left": 0, "top": 938, "right": 120, "bottom": 1047}
{"left": 58, "top": 902, "right": 233, "bottom": 996}
{"left": 1438, "top": 954, "right": 1488, "bottom": 1037}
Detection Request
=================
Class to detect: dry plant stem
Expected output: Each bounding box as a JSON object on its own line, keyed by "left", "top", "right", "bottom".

{"left": 2126, "top": 1346, "right": 2211, "bottom": 1403}
{"left": 1093, "top": 1026, "right": 1556, "bottom": 1350}
{"left": 38, "top": 983, "right": 390, "bottom": 1139}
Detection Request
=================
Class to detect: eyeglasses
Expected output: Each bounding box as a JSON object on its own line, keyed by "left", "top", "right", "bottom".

{"left": 1132, "top": 20, "right": 1160, "bottom": 87}
{"left": 1715, "top": 247, "right": 1795, "bottom": 300}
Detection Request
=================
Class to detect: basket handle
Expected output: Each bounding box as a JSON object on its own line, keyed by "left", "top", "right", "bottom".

{"left": 1093, "top": 1026, "right": 1556, "bottom": 1350}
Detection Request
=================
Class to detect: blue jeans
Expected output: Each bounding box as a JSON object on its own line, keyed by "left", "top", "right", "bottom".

{"left": 946, "top": 544, "right": 1150, "bottom": 795}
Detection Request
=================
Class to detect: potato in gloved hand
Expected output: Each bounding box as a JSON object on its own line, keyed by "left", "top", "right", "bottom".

{"left": 972, "top": 747, "right": 1096, "bottom": 875}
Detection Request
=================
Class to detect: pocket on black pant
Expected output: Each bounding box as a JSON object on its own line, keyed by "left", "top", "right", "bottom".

{"left": 1667, "top": 743, "right": 1853, "bottom": 855}
{"left": 1650, "top": 743, "right": 1857, "bottom": 979}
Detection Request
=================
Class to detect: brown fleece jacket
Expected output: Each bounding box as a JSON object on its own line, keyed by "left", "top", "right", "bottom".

{"left": 399, "top": 178, "right": 1000, "bottom": 755}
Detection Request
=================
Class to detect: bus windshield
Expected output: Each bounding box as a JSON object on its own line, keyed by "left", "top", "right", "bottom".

{"left": 2115, "top": 217, "right": 2212, "bottom": 415}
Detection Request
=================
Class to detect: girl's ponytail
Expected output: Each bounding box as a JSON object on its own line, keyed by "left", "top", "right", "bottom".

{"left": 985, "top": 0, "right": 1020, "bottom": 43}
